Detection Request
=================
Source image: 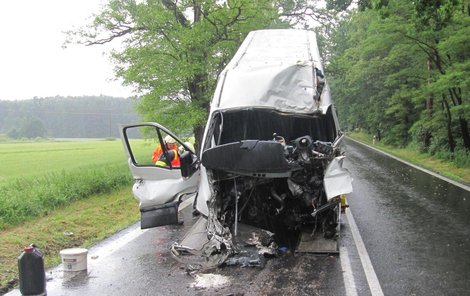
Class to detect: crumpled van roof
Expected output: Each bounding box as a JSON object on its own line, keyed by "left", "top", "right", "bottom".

{"left": 211, "top": 29, "right": 332, "bottom": 114}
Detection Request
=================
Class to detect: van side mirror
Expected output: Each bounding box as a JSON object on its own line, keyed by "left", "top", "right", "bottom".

{"left": 180, "top": 151, "right": 197, "bottom": 178}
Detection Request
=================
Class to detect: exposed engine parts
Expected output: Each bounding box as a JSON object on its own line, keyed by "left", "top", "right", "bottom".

{"left": 205, "top": 134, "right": 342, "bottom": 251}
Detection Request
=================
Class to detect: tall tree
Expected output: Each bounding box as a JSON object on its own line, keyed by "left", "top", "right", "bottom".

{"left": 409, "top": 0, "right": 470, "bottom": 151}
{"left": 68, "top": 0, "right": 332, "bottom": 150}
{"left": 327, "top": 2, "right": 426, "bottom": 146}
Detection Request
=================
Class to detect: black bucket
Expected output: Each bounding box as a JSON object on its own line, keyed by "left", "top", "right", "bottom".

{"left": 18, "top": 244, "right": 46, "bottom": 296}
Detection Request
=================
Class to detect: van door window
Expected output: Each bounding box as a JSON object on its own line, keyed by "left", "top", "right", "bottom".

{"left": 124, "top": 126, "right": 181, "bottom": 169}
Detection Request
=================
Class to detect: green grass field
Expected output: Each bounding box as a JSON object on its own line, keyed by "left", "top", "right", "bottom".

{"left": 0, "top": 140, "right": 130, "bottom": 182}
{"left": 0, "top": 140, "right": 137, "bottom": 229}
{"left": 0, "top": 139, "right": 144, "bottom": 292}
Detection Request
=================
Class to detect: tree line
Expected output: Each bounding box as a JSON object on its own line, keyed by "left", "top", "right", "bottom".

{"left": 0, "top": 96, "right": 140, "bottom": 139}
{"left": 326, "top": 0, "right": 469, "bottom": 166}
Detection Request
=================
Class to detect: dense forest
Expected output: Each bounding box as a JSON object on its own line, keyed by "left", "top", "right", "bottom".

{"left": 325, "top": 0, "right": 469, "bottom": 166}
{"left": 0, "top": 96, "right": 140, "bottom": 139}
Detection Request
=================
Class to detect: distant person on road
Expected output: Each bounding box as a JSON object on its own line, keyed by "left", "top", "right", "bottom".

{"left": 152, "top": 135, "right": 180, "bottom": 167}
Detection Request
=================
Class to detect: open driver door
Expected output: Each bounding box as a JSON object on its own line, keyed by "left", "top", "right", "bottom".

{"left": 120, "top": 123, "right": 200, "bottom": 229}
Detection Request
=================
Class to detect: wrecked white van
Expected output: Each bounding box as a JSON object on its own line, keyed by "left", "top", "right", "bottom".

{"left": 120, "top": 29, "right": 352, "bottom": 267}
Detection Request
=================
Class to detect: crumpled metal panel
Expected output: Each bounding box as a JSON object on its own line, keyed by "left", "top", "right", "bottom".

{"left": 132, "top": 176, "right": 198, "bottom": 208}
{"left": 323, "top": 156, "right": 353, "bottom": 199}
{"left": 212, "top": 29, "right": 332, "bottom": 114}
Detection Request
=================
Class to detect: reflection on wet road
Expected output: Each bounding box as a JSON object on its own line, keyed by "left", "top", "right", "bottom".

{"left": 6, "top": 138, "right": 470, "bottom": 295}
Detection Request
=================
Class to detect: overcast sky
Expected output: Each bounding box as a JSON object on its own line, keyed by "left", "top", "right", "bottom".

{"left": 0, "top": 0, "right": 134, "bottom": 101}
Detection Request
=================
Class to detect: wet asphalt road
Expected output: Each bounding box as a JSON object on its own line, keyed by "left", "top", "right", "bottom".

{"left": 6, "top": 138, "right": 470, "bottom": 295}
{"left": 344, "top": 138, "right": 470, "bottom": 296}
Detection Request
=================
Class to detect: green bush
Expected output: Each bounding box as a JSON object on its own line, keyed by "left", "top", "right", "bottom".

{"left": 437, "top": 148, "right": 470, "bottom": 168}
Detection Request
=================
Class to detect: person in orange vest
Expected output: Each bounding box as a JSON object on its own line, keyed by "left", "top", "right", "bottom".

{"left": 152, "top": 135, "right": 181, "bottom": 167}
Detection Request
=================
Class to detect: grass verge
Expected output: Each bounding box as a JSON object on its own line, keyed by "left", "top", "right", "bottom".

{"left": 0, "top": 164, "right": 132, "bottom": 230}
{"left": 0, "top": 187, "right": 139, "bottom": 293}
{"left": 348, "top": 131, "right": 470, "bottom": 185}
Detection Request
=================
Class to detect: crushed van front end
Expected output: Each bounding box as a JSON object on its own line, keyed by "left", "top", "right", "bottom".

{"left": 200, "top": 108, "right": 351, "bottom": 252}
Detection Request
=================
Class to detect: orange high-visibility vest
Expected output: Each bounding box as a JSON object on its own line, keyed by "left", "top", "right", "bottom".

{"left": 152, "top": 145, "right": 163, "bottom": 163}
{"left": 155, "top": 149, "right": 180, "bottom": 167}
{"left": 168, "top": 149, "right": 180, "bottom": 167}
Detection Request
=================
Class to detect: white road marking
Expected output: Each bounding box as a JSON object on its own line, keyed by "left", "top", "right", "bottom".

{"left": 346, "top": 208, "right": 384, "bottom": 296}
{"left": 88, "top": 224, "right": 148, "bottom": 260}
{"left": 340, "top": 246, "right": 358, "bottom": 296}
{"left": 179, "top": 194, "right": 195, "bottom": 211}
